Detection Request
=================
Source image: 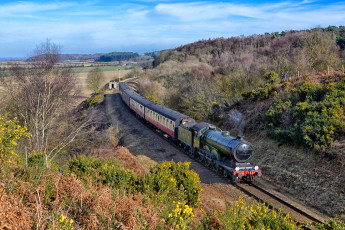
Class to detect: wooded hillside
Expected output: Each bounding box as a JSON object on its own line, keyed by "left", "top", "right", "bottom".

{"left": 97, "top": 52, "right": 140, "bottom": 62}
{"left": 139, "top": 26, "right": 345, "bottom": 154}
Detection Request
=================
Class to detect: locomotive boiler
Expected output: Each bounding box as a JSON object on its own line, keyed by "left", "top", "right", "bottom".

{"left": 204, "top": 129, "right": 254, "bottom": 163}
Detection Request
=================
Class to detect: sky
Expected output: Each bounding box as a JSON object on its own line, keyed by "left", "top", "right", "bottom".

{"left": 0, "top": 0, "right": 344, "bottom": 58}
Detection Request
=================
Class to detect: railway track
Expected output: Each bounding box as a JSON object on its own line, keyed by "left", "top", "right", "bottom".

{"left": 235, "top": 183, "right": 325, "bottom": 225}
{"left": 114, "top": 90, "right": 327, "bottom": 226}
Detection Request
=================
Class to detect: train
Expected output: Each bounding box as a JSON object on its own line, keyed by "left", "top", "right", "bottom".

{"left": 119, "top": 82, "right": 262, "bottom": 183}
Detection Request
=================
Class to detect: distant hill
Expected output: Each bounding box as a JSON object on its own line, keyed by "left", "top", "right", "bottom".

{"left": 25, "top": 51, "right": 162, "bottom": 63}
{"left": 0, "top": 57, "right": 25, "bottom": 61}
{"left": 144, "top": 51, "right": 163, "bottom": 58}
{"left": 26, "top": 53, "right": 105, "bottom": 62}
{"left": 59, "top": 53, "right": 105, "bottom": 61}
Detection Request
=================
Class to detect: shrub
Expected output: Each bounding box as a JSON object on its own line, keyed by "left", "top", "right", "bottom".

{"left": 208, "top": 101, "right": 222, "bottom": 121}
{"left": 114, "top": 77, "right": 124, "bottom": 82}
{"left": 69, "top": 157, "right": 202, "bottom": 207}
{"left": 147, "top": 95, "right": 160, "bottom": 104}
{"left": 86, "top": 67, "right": 105, "bottom": 93}
{"left": 217, "top": 196, "right": 300, "bottom": 229}
{"left": 68, "top": 155, "right": 136, "bottom": 191}
{"left": 263, "top": 71, "right": 279, "bottom": 84}
{"left": 265, "top": 99, "right": 292, "bottom": 128}
{"left": 282, "top": 81, "right": 291, "bottom": 88}
{"left": 56, "top": 213, "right": 74, "bottom": 230}
{"left": 140, "top": 161, "right": 202, "bottom": 207}
{"left": 241, "top": 71, "right": 279, "bottom": 101}
{"left": 80, "top": 90, "right": 105, "bottom": 110}
{"left": 166, "top": 201, "right": 195, "bottom": 229}
{"left": 265, "top": 79, "right": 345, "bottom": 151}
{"left": 307, "top": 218, "right": 345, "bottom": 230}
{"left": 28, "top": 153, "right": 46, "bottom": 167}
{"left": 0, "top": 115, "right": 31, "bottom": 161}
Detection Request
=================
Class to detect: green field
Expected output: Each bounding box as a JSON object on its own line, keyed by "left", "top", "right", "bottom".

{"left": 72, "top": 66, "right": 127, "bottom": 73}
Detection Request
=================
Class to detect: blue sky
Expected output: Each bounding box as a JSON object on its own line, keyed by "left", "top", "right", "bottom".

{"left": 0, "top": 0, "right": 344, "bottom": 57}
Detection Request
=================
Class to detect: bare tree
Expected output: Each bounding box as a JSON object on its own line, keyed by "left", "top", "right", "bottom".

{"left": 87, "top": 67, "right": 105, "bottom": 93}
{"left": 2, "top": 40, "right": 80, "bottom": 167}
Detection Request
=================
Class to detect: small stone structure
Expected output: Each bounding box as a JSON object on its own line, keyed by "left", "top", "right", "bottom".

{"left": 109, "top": 82, "right": 117, "bottom": 89}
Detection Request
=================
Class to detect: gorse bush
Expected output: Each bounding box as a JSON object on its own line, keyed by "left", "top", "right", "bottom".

{"left": 208, "top": 101, "right": 223, "bottom": 121}
{"left": 69, "top": 155, "right": 136, "bottom": 191}
{"left": 0, "top": 115, "right": 31, "bottom": 160}
{"left": 265, "top": 78, "right": 345, "bottom": 151}
{"left": 80, "top": 90, "right": 105, "bottom": 110}
{"left": 241, "top": 71, "right": 280, "bottom": 101}
{"left": 27, "top": 153, "right": 46, "bottom": 167}
{"left": 308, "top": 218, "right": 345, "bottom": 230}
{"left": 69, "top": 157, "right": 202, "bottom": 207}
{"left": 140, "top": 161, "right": 202, "bottom": 207}
{"left": 166, "top": 201, "right": 195, "bottom": 229}
{"left": 263, "top": 71, "right": 280, "bottom": 84}
{"left": 68, "top": 157, "right": 201, "bottom": 229}
{"left": 217, "top": 195, "right": 300, "bottom": 229}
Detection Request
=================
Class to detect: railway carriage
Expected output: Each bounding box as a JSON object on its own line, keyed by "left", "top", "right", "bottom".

{"left": 118, "top": 82, "right": 262, "bottom": 183}
{"left": 119, "top": 82, "right": 194, "bottom": 139}
{"left": 119, "top": 82, "right": 130, "bottom": 106}
{"left": 144, "top": 101, "right": 194, "bottom": 138}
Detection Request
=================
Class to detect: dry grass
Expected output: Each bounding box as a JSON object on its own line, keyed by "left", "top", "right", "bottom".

{"left": 0, "top": 185, "right": 32, "bottom": 229}
{"left": 75, "top": 70, "right": 130, "bottom": 98}
{"left": 249, "top": 135, "right": 345, "bottom": 219}
{"left": 0, "top": 165, "right": 162, "bottom": 229}
{"left": 136, "top": 155, "right": 158, "bottom": 169}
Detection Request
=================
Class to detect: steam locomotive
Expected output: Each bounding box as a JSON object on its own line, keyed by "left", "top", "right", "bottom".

{"left": 119, "top": 82, "right": 262, "bottom": 183}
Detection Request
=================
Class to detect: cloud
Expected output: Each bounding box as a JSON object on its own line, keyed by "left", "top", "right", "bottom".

{"left": 154, "top": 2, "right": 261, "bottom": 21}
{"left": 0, "top": 1, "right": 76, "bottom": 18}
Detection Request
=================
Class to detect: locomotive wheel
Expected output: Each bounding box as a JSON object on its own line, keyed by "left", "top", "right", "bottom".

{"left": 193, "top": 151, "right": 198, "bottom": 159}
{"left": 223, "top": 169, "right": 228, "bottom": 178}
{"left": 188, "top": 150, "right": 194, "bottom": 156}
{"left": 205, "top": 158, "right": 211, "bottom": 167}
{"left": 213, "top": 162, "right": 219, "bottom": 172}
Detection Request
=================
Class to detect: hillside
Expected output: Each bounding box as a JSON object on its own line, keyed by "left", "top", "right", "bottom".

{"left": 139, "top": 26, "right": 345, "bottom": 149}
{"left": 137, "top": 26, "right": 345, "bottom": 219}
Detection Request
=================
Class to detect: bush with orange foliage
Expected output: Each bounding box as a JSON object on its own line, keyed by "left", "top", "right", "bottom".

{"left": 0, "top": 186, "right": 31, "bottom": 229}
